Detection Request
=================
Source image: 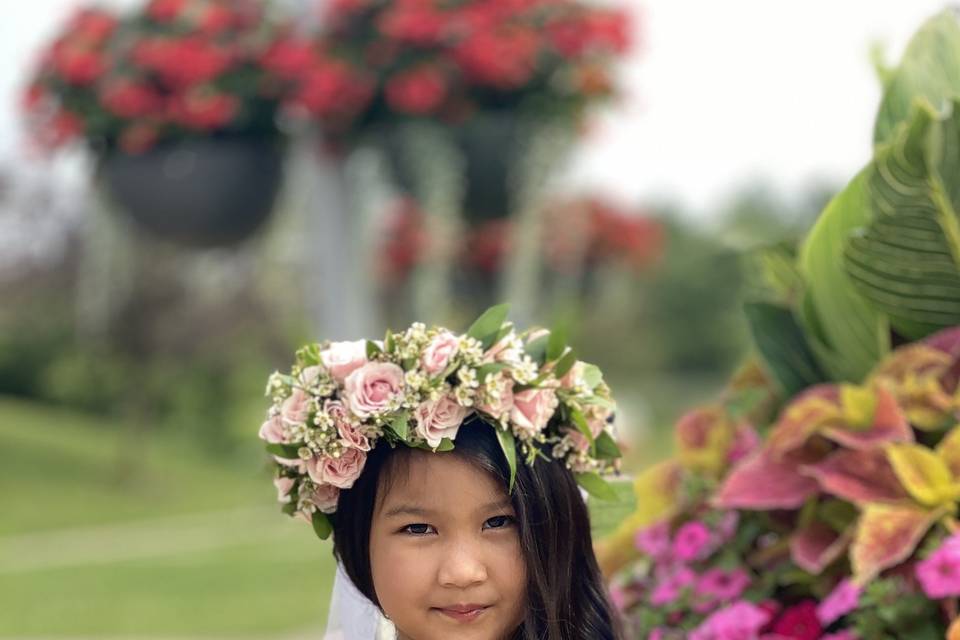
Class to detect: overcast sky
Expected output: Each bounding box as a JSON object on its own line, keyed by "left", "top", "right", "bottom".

{"left": 0, "top": 0, "right": 952, "bottom": 216}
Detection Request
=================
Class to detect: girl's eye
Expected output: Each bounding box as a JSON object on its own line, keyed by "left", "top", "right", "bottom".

{"left": 483, "top": 515, "right": 515, "bottom": 530}
{"left": 402, "top": 523, "right": 436, "bottom": 536}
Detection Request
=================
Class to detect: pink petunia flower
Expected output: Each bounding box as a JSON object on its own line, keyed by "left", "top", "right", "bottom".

{"left": 635, "top": 520, "right": 671, "bottom": 560}
{"left": 916, "top": 535, "right": 960, "bottom": 599}
{"left": 816, "top": 578, "right": 861, "bottom": 626}
{"left": 649, "top": 566, "right": 696, "bottom": 606}
{"left": 689, "top": 600, "right": 771, "bottom": 640}
{"left": 673, "top": 520, "right": 713, "bottom": 562}
{"left": 695, "top": 567, "right": 751, "bottom": 602}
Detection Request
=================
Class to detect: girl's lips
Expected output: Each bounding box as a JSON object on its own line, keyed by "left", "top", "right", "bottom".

{"left": 434, "top": 604, "right": 491, "bottom": 622}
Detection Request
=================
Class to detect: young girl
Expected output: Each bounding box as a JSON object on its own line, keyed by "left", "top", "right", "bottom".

{"left": 260, "top": 307, "right": 623, "bottom": 640}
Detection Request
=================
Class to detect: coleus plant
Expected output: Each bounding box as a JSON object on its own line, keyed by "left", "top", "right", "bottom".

{"left": 602, "top": 7, "right": 960, "bottom": 639}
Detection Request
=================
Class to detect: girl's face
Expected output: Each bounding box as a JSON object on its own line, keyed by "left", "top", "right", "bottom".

{"left": 369, "top": 451, "right": 527, "bottom": 640}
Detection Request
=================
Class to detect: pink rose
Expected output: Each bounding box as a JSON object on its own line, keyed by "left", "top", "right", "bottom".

{"left": 300, "top": 365, "right": 323, "bottom": 386}
{"left": 273, "top": 455, "right": 305, "bottom": 473}
{"left": 343, "top": 361, "right": 405, "bottom": 419}
{"left": 585, "top": 406, "right": 610, "bottom": 438}
{"left": 327, "top": 400, "right": 371, "bottom": 451}
{"left": 510, "top": 387, "right": 558, "bottom": 436}
{"left": 320, "top": 340, "right": 368, "bottom": 384}
{"left": 415, "top": 394, "right": 469, "bottom": 447}
{"left": 259, "top": 415, "right": 285, "bottom": 443}
{"left": 477, "top": 379, "right": 515, "bottom": 420}
{"left": 565, "top": 426, "right": 591, "bottom": 453}
{"left": 421, "top": 331, "right": 459, "bottom": 376}
{"left": 281, "top": 388, "right": 311, "bottom": 426}
{"left": 307, "top": 447, "right": 367, "bottom": 489}
{"left": 559, "top": 360, "right": 585, "bottom": 389}
{"left": 483, "top": 331, "right": 521, "bottom": 363}
{"left": 273, "top": 476, "right": 295, "bottom": 503}
{"left": 304, "top": 481, "right": 340, "bottom": 514}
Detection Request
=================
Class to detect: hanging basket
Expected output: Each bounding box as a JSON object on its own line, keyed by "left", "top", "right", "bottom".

{"left": 382, "top": 112, "right": 535, "bottom": 223}
{"left": 98, "top": 137, "right": 285, "bottom": 248}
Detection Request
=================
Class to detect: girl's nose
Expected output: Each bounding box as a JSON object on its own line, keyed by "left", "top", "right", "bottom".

{"left": 437, "top": 542, "right": 488, "bottom": 588}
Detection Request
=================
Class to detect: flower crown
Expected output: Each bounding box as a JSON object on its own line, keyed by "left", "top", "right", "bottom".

{"left": 259, "top": 304, "right": 622, "bottom": 539}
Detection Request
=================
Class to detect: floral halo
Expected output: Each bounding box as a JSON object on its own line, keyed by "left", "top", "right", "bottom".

{"left": 259, "top": 304, "right": 622, "bottom": 539}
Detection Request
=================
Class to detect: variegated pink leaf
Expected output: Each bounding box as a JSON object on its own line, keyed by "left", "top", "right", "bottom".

{"left": 822, "top": 387, "right": 913, "bottom": 450}
{"left": 766, "top": 385, "right": 840, "bottom": 457}
{"left": 713, "top": 447, "right": 820, "bottom": 510}
{"left": 801, "top": 448, "right": 908, "bottom": 504}
{"left": 790, "top": 520, "right": 851, "bottom": 575}
{"left": 850, "top": 503, "right": 946, "bottom": 584}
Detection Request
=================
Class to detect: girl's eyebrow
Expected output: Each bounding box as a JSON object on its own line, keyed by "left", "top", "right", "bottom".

{"left": 479, "top": 498, "right": 513, "bottom": 512}
{"left": 382, "top": 504, "right": 434, "bottom": 518}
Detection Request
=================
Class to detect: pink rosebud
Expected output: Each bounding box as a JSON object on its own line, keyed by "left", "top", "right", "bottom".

{"left": 321, "top": 340, "right": 369, "bottom": 384}
{"left": 415, "top": 394, "right": 468, "bottom": 447}
{"left": 259, "top": 415, "right": 285, "bottom": 443}
{"left": 343, "top": 361, "right": 405, "bottom": 419}
{"left": 273, "top": 476, "right": 295, "bottom": 503}
{"left": 300, "top": 365, "right": 323, "bottom": 386}
{"left": 816, "top": 578, "right": 861, "bottom": 626}
{"left": 420, "top": 330, "right": 459, "bottom": 376}
{"left": 327, "top": 400, "right": 370, "bottom": 451}
{"left": 303, "top": 481, "right": 340, "bottom": 514}
{"left": 483, "top": 332, "right": 521, "bottom": 364}
{"left": 272, "top": 455, "right": 306, "bottom": 473}
{"left": 307, "top": 448, "right": 366, "bottom": 489}
{"left": 510, "top": 387, "right": 558, "bottom": 436}
{"left": 559, "top": 361, "right": 585, "bottom": 390}
{"left": 673, "top": 521, "right": 713, "bottom": 562}
{"left": 477, "top": 378, "right": 515, "bottom": 421}
{"left": 281, "top": 388, "right": 311, "bottom": 426}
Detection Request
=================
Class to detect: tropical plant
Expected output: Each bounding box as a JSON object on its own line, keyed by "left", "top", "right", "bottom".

{"left": 601, "top": 9, "right": 960, "bottom": 639}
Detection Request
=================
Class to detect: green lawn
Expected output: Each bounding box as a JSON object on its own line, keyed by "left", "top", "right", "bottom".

{"left": 0, "top": 397, "right": 336, "bottom": 637}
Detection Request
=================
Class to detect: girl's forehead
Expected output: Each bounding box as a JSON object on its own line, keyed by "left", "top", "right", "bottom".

{"left": 377, "top": 452, "right": 509, "bottom": 512}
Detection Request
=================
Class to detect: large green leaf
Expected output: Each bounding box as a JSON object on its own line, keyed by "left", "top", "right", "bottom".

{"left": 845, "top": 100, "right": 960, "bottom": 339}
{"left": 743, "top": 301, "right": 827, "bottom": 397}
{"left": 874, "top": 9, "right": 960, "bottom": 145}
{"left": 799, "top": 170, "right": 890, "bottom": 382}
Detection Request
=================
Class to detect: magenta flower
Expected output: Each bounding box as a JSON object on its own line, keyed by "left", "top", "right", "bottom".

{"left": 689, "top": 600, "right": 771, "bottom": 640}
{"left": 916, "top": 535, "right": 960, "bottom": 599}
{"left": 649, "top": 566, "right": 696, "bottom": 606}
{"left": 816, "top": 578, "right": 861, "bottom": 625}
{"left": 635, "top": 520, "right": 671, "bottom": 560}
{"left": 673, "top": 520, "right": 713, "bottom": 561}
{"left": 695, "top": 567, "right": 751, "bottom": 602}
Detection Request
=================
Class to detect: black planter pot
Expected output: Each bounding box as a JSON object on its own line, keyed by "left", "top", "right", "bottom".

{"left": 99, "top": 137, "right": 285, "bottom": 248}
{"left": 383, "top": 113, "right": 523, "bottom": 223}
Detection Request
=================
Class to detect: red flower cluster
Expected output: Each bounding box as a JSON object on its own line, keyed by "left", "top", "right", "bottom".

{"left": 22, "top": 0, "right": 317, "bottom": 154}
{"left": 377, "top": 195, "right": 663, "bottom": 283}
{"left": 24, "top": 0, "right": 633, "bottom": 154}
{"left": 315, "top": 0, "right": 634, "bottom": 139}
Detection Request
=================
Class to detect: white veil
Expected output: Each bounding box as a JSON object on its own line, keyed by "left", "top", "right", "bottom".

{"left": 323, "top": 563, "right": 396, "bottom": 640}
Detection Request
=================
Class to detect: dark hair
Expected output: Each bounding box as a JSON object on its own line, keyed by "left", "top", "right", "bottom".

{"left": 332, "top": 416, "right": 622, "bottom": 640}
